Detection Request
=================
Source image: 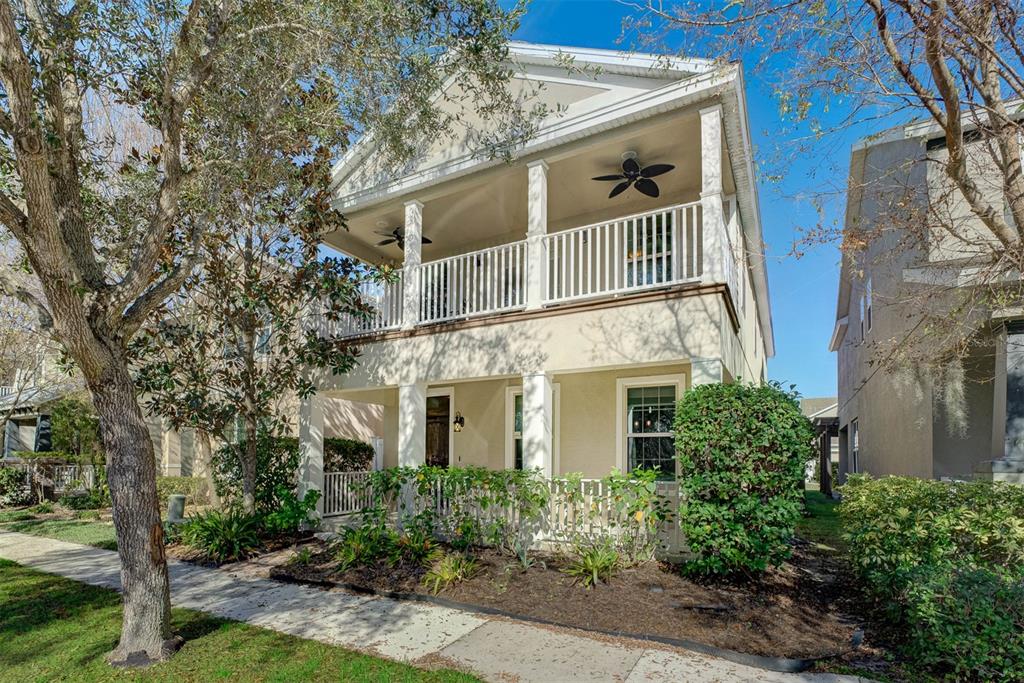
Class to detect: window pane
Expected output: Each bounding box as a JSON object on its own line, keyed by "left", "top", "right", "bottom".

{"left": 513, "top": 394, "right": 523, "bottom": 434}
{"left": 627, "top": 436, "right": 675, "bottom": 479}
{"left": 514, "top": 438, "right": 523, "bottom": 470}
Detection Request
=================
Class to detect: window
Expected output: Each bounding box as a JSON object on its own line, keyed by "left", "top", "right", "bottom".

{"left": 511, "top": 392, "right": 524, "bottom": 470}
{"left": 505, "top": 386, "right": 559, "bottom": 471}
{"left": 625, "top": 384, "right": 677, "bottom": 478}
{"left": 865, "top": 276, "right": 873, "bottom": 332}
{"left": 859, "top": 295, "right": 865, "bottom": 341}
{"left": 850, "top": 419, "right": 860, "bottom": 473}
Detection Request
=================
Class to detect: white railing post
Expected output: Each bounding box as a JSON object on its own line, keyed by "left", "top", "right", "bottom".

{"left": 401, "top": 200, "right": 423, "bottom": 331}
{"left": 525, "top": 159, "right": 547, "bottom": 310}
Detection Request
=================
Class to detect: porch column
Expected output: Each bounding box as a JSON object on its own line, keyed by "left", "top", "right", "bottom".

{"left": 298, "top": 394, "right": 325, "bottom": 517}
{"left": 979, "top": 321, "right": 1024, "bottom": 482}
{"left": 525, "top": 159, "right": 548, "bottom": 310}
{"left": 398, "top": 382, "right": 427, "bottom": 468}
{"left": 401, "top": 200, "right": 424, "bottom": 331}
{"left": 522, "top": 371, "right": 553, "bottom": 476}
{"left": 699, "top": 104, "right": 727, "bottom": 284}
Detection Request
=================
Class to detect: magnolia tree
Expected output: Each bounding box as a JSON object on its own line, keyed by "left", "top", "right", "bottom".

{"left": 0, "top": 0, "right": 542, "bottom": 665}
{"left": 623, "top": 1, "right": 1024, "bottom": 374}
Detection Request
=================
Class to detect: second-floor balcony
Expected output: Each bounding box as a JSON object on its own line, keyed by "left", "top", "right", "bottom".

{"left": 316, "top": 198, "right": 743, "bottom": 339}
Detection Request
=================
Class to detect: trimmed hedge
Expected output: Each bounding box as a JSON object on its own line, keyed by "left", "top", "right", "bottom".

{"left": 673, "top": 382, "right": 813, "bottom": 577}
{"left": 324, "top": 437, "right": 375, "bottom": 472}
{"left": 842, "top": 475, "right": 1024, "bottom": 680}
{"left": 156, "top": 476, "right": 210, "bottom": 508}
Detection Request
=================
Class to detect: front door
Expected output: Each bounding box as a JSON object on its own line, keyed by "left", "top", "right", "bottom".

{"left": 425, "top": 395, "right": 451, "bottom": 467}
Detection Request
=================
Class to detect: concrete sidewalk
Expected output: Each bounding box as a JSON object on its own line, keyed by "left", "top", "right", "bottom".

{"left": 0, "top": 531, "right": 869, "bottom": 683}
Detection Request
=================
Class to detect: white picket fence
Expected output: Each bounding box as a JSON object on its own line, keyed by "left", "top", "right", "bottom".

{"left": 1, "top": 462, "right": 100, "bottom": 495}
{"left": 321, "top": 471, "right": 685, "bottom": 557}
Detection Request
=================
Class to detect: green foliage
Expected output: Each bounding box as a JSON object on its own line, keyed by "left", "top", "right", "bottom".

{"left": 422, "top": 553, "right": 479, "bottom": 595}
{"left": 261, "top": 487, "right": 321, "bottom": 536}
{"left": 324, "top": 438, "right": 375, "bottom": 472}
{"left": 562, "top": 538, "right": 619, "bottom": 589}
{"left": 155, "top": 476, "right": 210, "bottom": 508}
{"left": 30, "top": 502, "right": 53, "bottom": 514}
{"left": 334, "top": 518, "right": 400, "bottom": 571}
{"left": 58, "top": 487, "right": 110, "bottom": 511}
{"left": 288, "top": 546, "right": 314, "bottom": 567}
{"left": 211, "top": 434, "right": 299, "bottom": 513}
{"left": 674, "top": 381, "right": 813, "bottom": 577}
{"left": 10, "top": 450, "right": 78, "bottom": 462}
{"left": 842, "top": 475, "right": 1024, "bottom": 680}
{"left": 46, "top": 397, "right": 103, "bottom": 462}
{"left": 0, "top": 467, "right": 31, "bottom": 507}
{"left": 179, "top": 509, "right": 263, "bottom": 564}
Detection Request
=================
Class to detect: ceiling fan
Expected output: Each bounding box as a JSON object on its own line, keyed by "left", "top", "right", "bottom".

{"left": 374, "top": 226, "right": 433, "bottom": 250}
{"left": 592, "top": 152, "right": 675, "bottom": 199}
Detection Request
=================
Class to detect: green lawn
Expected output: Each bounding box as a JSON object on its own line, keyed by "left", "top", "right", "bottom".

{"left": 0, "top": 516, "right": 118, "bottom": 550}
{"left": 0, "top": 559, "right": 478, "bottom": 682}
{"left": 796, "top": 489, "right": 844, "bottom": 550}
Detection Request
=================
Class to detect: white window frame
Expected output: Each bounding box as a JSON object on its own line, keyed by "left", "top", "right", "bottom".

{"left": 865, "top": 276, "right": 873, "bottom": 332}
{"left": 615, "top": 373, "right": 686, "bottom": 474}
{"left": 426, "top": 386, "right": 455, "bottom": 467}
{"left": 850, "top": 418, "right": 860, "bottom": 474}
{"left": 504, "top": 384, "right": 560, "bottom": 473}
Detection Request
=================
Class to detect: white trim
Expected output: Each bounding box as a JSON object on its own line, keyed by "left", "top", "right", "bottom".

{"left": 505, "top": 383, "right": 560, "bottom": 473}
{"left": 614, "top": 373, "right": 686, "bottom": 473}
{"left": 427, "top": 386, "right": 455, "bottom": 467}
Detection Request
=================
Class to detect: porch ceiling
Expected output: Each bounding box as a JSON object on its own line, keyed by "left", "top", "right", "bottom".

{"left": 324, "top": 109, "right": 735, "bottom": 264}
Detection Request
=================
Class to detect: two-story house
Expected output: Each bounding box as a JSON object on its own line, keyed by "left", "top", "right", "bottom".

{"left": 295, "top": 43, "right": 773, "bottom": 508}
{"left": 831, "top": 115, "right": 1023, "bottom": 484}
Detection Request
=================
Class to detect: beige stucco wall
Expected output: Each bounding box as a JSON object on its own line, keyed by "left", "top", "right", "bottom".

{"left": 317, "top": 291, "right": 728, "bottom": 391}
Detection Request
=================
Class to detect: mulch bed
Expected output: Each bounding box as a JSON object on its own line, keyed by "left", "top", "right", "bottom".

{"left": 269, "top": 537, "right": 867, "bottom": 660}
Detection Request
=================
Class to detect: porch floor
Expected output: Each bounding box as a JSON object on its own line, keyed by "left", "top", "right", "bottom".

{"left": 0, "top": 531, "right": 864, "bottom": 683}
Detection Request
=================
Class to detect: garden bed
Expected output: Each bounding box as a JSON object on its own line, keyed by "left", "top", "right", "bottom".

{"left": 268, "top": 536, "right": 861, "bottom": 660}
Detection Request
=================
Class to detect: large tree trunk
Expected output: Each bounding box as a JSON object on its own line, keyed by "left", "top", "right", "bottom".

{"left": 89, "top": 360, "right": 179, "bottom": 665}
{"left": 241, "top": 414, "right": 258, "bottom": 513}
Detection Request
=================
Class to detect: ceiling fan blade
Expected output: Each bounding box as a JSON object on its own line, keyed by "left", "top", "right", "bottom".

{"left": 592, "top": 174, "right": 626, "bottom": 181}
{"left": 640, "top": 163, "right": 675, "bottom": 178}
{"left": 608, "top": 180, "right": 632, "bottom": 198}
{"left": 621, "top": 157, "right": 640, "bottom": 175}
{"left": 420, "top": 236, "right": 433, "bottom": 245}
{"left": 376, "top": 238, "right": 397, "bottom": 246}
{"left": 374, "top": 229, "right": 398, "bottom": 236}
{"left": 635, "top": 178, "right": 660, "bottom": 198}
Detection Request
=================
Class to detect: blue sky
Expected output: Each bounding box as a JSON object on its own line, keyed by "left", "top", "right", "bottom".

{"left": 511, "top": 0, "right": 849, "bottom": 398}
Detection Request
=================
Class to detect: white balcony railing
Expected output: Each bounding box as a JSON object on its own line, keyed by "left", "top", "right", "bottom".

{"left": 318, "top": 201, "right": 716, "bottom": 339}
{"left": 420, "top": 240, "right": 527, "bottom": 324}
{"left": 542, "top": 202, "right": 702, "bottom": 304}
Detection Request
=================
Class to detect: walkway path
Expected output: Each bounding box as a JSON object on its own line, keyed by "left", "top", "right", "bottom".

{"left": 0, "top": 531, "right": 870, "bottom": 683}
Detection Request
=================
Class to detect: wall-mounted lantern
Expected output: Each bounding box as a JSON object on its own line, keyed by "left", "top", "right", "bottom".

{"left": 453, "top": 411, "right": 465, "bottom": 433}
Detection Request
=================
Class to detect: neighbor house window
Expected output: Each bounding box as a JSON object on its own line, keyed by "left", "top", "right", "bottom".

{"left": 865, "top": 276, "right": 873, "bottom": 332}
{"left": 625, "top": 384, "right": 677, "bottom": 478}
{"left": 850, "top": 419, "right": 860, "bottom": 473}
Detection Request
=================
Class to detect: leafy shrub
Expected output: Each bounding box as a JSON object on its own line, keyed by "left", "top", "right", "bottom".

{"left": 261, "top": 487, "right": 321, "bottom": 536}
{"left": 334, "top": 518, "right": 399, "bottom": 571}
{"left": 422, "top": 553, "right": 478, "bottom": 595}
{"left": 47, "top": 396, "right": 103, "bottom": 462}
{"left": 842, "top": 476, "right": 1024, "bottom": 680}
{"left": 58, "top": 487, "right": 109, "bottom": 510}
{"left": 0, "top": 467, "right": 32, "bottom": 507}
{"left": 10, "top": 450, "right": 79, "bottom": 462}
{"left": 288, "top": 546, "right": 313, "bottom": 567}
{"left": 31, "top": 502, "right": 54, "bottom": 514}
{"left": 674, "top": 381, "right": 812, "bottom": 577}
{"left": 156, "top": 476, "right": 210, "bottom": 508}
{"left": 179, "top": 508, "right": 262, "bottom": 564}
{"left": 563, "top": 537, "right": 619, "bottom": 589}
{"left": 324, "top": 438, "right": 375, "bottom": 472}
{"left": 901, "top": 567, "right": 1024, "bottom": 681}
{"left": 212, "top": 433, "right": 298, "bottom": 513}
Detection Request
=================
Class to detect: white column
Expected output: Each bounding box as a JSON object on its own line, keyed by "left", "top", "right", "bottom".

{"left": 401, "top": 200, "right": 424, "bottom": 331}
{"left": 398, "top": 382, "right": 427, "bottom": 468}
{"left": 699, "top": 105, "right": 727, "bottom": 284}
{"left": 298, "top": 395, "right": 325, "bottom": 518}
{"left": 522, "top": 371, "right": 553, "bottom": 476}
{"left": 525, "top": 160, "right": 548, "bottom": 310}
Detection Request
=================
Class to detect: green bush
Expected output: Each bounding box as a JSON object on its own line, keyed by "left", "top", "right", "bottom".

{"left": 673, "top": 381, "right": 813, "bottom": 577}
{"left": 179, "top": 508, "right": 262, "bottom": 564}
{"left": 47, "top": 396, "right": 103, "bottom": 462}
{"left": 156, "top": 476, "right": 210, "bottom": 508}
{"left": 10, "top": 450, "right": 79, "bottom": 462}
{"left": 422, "top": 552, "right": 478, "bottom": 595}
{"left": 842, "top": 476, "right": 1024, "bottom": 680}
{"left": 0, "top": 467, "right": 32, "bottom": 507}
{"left": 261, "top": 487, "right": 321, "bottom": 536}
{"left": 211, "top": 433, "right": 298, "bottom": 513}
{"left": 324, "top": 438, "right": 375, "bottom": 472}
{"left": 58, "top": 487, "right": 110, "bottom": 510}
{"left": 563, "top": 537, "right": 619, "bottom": 589}
{"left": 334, "top": 517, "right": 400, "bottom": 571}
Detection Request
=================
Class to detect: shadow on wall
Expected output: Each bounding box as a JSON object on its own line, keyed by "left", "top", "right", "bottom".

{"left": 322, "top": 397, "right": 383, "bottom": 442}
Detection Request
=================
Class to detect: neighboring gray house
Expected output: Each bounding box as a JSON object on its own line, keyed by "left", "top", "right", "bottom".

{"left": 830, "top": 117, "right": 1022, "bottom": 484}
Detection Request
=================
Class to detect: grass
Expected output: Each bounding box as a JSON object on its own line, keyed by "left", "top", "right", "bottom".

{"left": 0, "top": 559, "right": 479, "bottom": 682}
{"left": 796, "top": 489, "right": 844, "bottom": 550}
{"left": 0, "top": 516, "right": 118, "bottom": 550}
